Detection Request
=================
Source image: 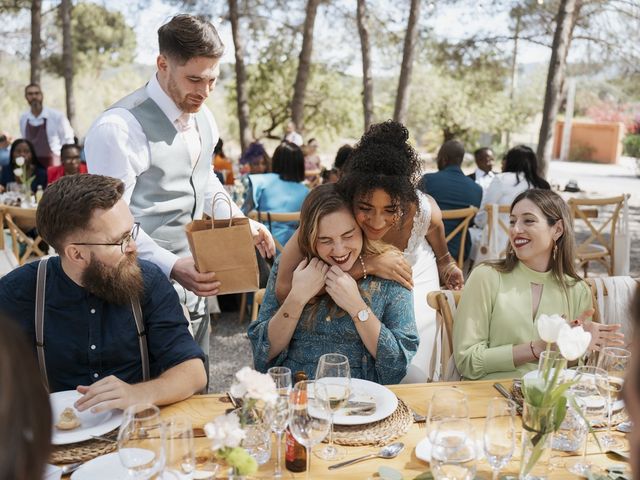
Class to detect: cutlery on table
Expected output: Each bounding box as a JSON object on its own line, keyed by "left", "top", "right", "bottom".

{"left": 493, "top": 383, "right": 523, "bottom": 414}
{"left": 60, "top": 461, "right": 83, "bottom": 475}
{"left": 328, "top": 442, "right": 404, "bottom": 470}
{"left": 91, "top": 426, "right": 207, "bottom": 443}
{"left": 606, "top": 450, "right": 630, "bottom": 462}
{"left": 412, "top": 410, "right": 426, "bottom": 423}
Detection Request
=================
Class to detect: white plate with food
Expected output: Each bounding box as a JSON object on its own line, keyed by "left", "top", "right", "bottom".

{"left": 70, "top": 450, "right": 184, "bottom": 480}
{"left": 50, "top": 390, "right": 123, "bottom": 445}
{"left": 328, "top": 378, "right": 398, "bottom": 426}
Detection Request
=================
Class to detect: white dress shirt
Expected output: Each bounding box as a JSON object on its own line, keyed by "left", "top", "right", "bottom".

{"left": 19, "top": 106, "right": 75, "bottom": 156}
{"left": 474, "top": 172, "right": 531, "bottom": 228}
{"left": 84, "top": 73, "right": 244, "bottom": 277}
{"left": 472, "top": 168, "right": 495, "bottom": 190}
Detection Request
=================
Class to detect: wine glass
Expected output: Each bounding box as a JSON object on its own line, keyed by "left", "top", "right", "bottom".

{"left": 118, "top": 403, "right": 165, "bottom": 480}
{"left": 426, "top": 388, "right": 469, "bottom": 443}
{"left": 288, "top": 380, "right": 331, "bottom": 480}
{"left": 483, "top": 398, "right": 515, "bottom": 480}
{"left": 431, "top": 418, "right": 477, "bottom": 480}
{"left": 567, "top": 366, "right": 608, "bottom": 476}
{"left": 597, "top": 347, "right": 631, "bottom": 448}
{"left": 165, "top": 416, "right": 195, "bottom": 478}
{"left": 313, "top": 353, "right": 351, "bottom": 460}
{"left": 267, "top": 366, "right": 292, "bottom": 477}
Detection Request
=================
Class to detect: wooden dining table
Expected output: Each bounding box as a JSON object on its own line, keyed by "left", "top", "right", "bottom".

{"left": 153, "top": 379, "right": 630, "bottom": 479}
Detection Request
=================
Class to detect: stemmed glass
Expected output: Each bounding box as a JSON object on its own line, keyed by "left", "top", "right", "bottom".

{"left": 483, "top": 397, "right": 515, "bottom": 480}
{"left": 597, "top": 347, "right": 631, "bottom": 448}
{"left": 267, "top": 366, "right": 292, "bottom": 478}
{"left": 165, "top": 416, "right": 195, "bottom": 479}
{"left": 288, "top": 380, "right": 331, "bottom": 480}
{"left": 313, "top": 353, "right": 351, "bottom": 460}
{"left": 567, "top": 366, "right": 609, "bottom": 476}
{"left": 118, "top": 403, "right": 165, "bottom": 479}
{"left": 426, "top": 388, "right": 469, "bottom": 444}
{"left": 431, "top": 418, "right": 477, "bottom": 480}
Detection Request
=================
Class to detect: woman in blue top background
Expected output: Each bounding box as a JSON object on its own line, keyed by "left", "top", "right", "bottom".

{"left": 248, "top": 184, "right": 418, "bottom": 384}
{"left": 244, "top": 141, "right": 309, "bottom": 248}
{"left": 0, "top": 138, "right": 47, "bottom": 193}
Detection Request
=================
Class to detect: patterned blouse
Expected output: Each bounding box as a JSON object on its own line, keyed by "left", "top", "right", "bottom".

{"left": 248, "top": 258, "right": 418, "bottom": 385}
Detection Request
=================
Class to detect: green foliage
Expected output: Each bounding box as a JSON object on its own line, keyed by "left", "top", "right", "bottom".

{"left": 623, "top": 134, "right": 640, "bottom": 158}
{"left": 44, "top": 2, "right": 136, "bottom": 76}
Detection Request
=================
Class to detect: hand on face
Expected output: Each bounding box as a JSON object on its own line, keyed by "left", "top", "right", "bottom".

{"left": 75, "top": 375, "right": 140, "bottom": 413}
{"left": 325, "top": 265, "right": 364, "bottom": 316}
{"left": 290, "top": 257, "right": 329, "bottom": 304}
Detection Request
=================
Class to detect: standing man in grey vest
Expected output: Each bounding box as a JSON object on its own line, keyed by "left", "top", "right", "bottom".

{"left": 84, "top": 14, "right": 275, "bottom": 370}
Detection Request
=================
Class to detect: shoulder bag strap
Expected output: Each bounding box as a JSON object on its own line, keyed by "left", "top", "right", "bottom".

{"left": 35, "top": 257, "right": 50, "bottom": 392}
{"left": 131, "top": 298, "right": 150, "bottom": 382}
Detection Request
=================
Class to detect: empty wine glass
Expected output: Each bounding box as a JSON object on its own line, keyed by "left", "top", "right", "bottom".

{"left": 118, "top": 403, "right": 165, "bottom": 480}
{"left": 431, "top": 418, "right": 477, "bottom": 480}
{"left": 484, "top": 398, "right": 515, "bottom": 480}
{"left": 314, "top": 353, "right": 351, "bottom": 460}
{"left": 597, "top": 347, "right": 630, "bottom": 448}
{"left": 288, "top": 380, "right": 331, "bottom": 480}
{"left": 427, "top": 388, "right": 469, "bottom": 443}
{"left": 568, "top": 366, "right": 608, "bottom": 476}
{"left": 165, "top": 416, "right": 195, "bottom": 478}
{"left": 267, "top": 366, "right": 292, "bottom": 478}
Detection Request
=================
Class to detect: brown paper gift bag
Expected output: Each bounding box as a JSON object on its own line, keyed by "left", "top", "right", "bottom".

{"left": 185, "top": 192, "right": 259, "bottom": 295}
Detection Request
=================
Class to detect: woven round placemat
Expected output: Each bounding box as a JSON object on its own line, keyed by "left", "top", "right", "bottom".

{"left": 50, "top": 429, "right": 118, "bottom": 464}
{"left": 331, "top": 397, "right": 412, "bottom": 447}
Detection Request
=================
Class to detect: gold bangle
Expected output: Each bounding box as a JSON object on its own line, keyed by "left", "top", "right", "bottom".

{"left": 359, "top": 255, "right": 367, "bottom": 279}
{"left": 436, "top": 252, "right": 451, "bottom": 263}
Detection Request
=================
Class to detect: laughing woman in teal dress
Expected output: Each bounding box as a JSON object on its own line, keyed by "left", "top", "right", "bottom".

{"left": 248, "top": 184, "right": 418, "bottom": 384}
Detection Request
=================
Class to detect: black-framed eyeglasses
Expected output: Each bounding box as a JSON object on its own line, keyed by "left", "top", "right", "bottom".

{"left": 71, "top": 222, "right": 140, "bottom": 254}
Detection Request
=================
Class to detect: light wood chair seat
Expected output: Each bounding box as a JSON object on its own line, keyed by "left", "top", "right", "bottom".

{"left": 441, "top": 206, "right": 478, "bottom": 269}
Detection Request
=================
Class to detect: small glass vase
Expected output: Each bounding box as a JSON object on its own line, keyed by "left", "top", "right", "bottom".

{"left": 21, "top": 184, "right": 35, "bottom": 208}
{"left": 519, "top": 402, "right": 555, "bottom": 480}
{"left": 234, "top": 408, "right": 271, "bottom": 466}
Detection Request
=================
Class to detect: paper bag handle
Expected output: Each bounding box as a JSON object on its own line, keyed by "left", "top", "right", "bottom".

{"left": 211, "top": 192, "right": 234, "bottom": 229}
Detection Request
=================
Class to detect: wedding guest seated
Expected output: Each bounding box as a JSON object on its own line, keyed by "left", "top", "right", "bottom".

{"left": 213, "top": 138, "right": 235, "bottom": 185}
{"left": 0, "top": 174, "right": 207, "bottom": 412}
{"left": 333, "top": 144, "right": 353, "bottom": 179}
{"left": 239, "top": 141, "right": 270, "bottom": 175}
{"left": 453, "top": 189, "right": 623, "bottom": 381}
{"left": 0, "top": 316, "right": 51, "bottom": 480}
{"left": 47, "top": 143, "right": 88, "bottom": 184}
{"left": 623, "top": 285, "right": 640, "bottom": 478}
{"left": 468, "top": 147, "right": 495, "bottom": 190}
{"left": 248, "top": 184, "right": 418, "bottom": 384}
{"left": 0, "top": 138, "right": 47, "bottom": 193}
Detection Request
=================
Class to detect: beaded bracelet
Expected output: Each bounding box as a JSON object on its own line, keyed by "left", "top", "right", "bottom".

{"left": 359, "top": 255, "right": 367, "bottom": 279}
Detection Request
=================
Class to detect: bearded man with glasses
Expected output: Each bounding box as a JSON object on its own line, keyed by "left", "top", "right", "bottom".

{"left": 0, "top": 174, "right": 207, "bottom": 412}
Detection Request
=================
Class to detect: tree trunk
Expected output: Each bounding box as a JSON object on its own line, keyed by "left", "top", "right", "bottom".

{"left": 229, "top": 0, "right": 251, "bottom": 153}
{"left": 357, "top": 0, "right": 374, "bottom": 131}
{"left": 393, "top": 0, "right": 421, "bottom": 125}
{"left": 61, "top": 0, "right": 75, "bottom": 130}
{"left": 30, "top": 0, "right": 42, "bottom": 84}
{"left": 536, "top": 0, "right": 580, "bottom": 177}
{"left": 290, "top": 0, "right": 321, "bottom": 134}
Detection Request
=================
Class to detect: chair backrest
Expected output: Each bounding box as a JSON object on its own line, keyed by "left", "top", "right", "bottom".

{"left": 441, "top": 206, "right": 478, "bottom": 268}
{"left": 485, "top": 203, "right": 511, "bottom": 253}
{"left": 427, "top": 289, "right": 462, "bottom": 381}
{"left": 251, "top": 288, "right": 266, "bottom": 322}
{"left": 3, "top": 206, "right": 46, "bottom": 265}
{"left": 247, "top": 210, "right": 301, "bottom": 252}
{"left": 0, "top": 208, "right": 19, "bottom": 276}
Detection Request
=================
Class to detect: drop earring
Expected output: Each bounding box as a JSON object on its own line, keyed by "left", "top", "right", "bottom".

{"left": 552, "top": 242, "right": 558, "bottom": 261}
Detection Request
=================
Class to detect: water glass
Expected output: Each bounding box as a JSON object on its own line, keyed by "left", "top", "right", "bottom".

{"left": 243, "top": 422, "right": 272, "bottom": 465}
{"left": 483, "top": 398, "right": 515, "bottom": 480}
{"left": 289, "top": 380, "right": 331, "bottom": 480}
{"left": 426, "top": 388, "right": 469, "bottom": 443}
{"left": 165, "top": 416, "right": 195, "bottom": 478}
{"left": 267, "top": 366, "right": 292, "bottom": 477}
{"left": 597, "top": 347, "right": 630, "bottom": 448}
{"left": 118, "top": 403, "right": 165, "bottom": 480}
{"left": 431, "top": 418, "right": 476, "bottom": 480}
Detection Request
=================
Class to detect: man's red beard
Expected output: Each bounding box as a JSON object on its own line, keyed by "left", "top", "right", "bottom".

{"left": 81, "top": 251, "right": 144, "bottom": 305}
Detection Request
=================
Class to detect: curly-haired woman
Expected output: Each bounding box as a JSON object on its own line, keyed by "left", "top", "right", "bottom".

{"left": 275, "top": 121, "right": 462, "bottom": 383}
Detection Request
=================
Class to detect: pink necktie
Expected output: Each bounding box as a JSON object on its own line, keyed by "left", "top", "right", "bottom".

{"left": 176, "top": 113, "right": 201, "bottom": 167}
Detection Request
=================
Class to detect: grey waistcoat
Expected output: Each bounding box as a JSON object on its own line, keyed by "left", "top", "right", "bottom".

{"left": 110, "top": 87, "right": 214, "bottom": 257}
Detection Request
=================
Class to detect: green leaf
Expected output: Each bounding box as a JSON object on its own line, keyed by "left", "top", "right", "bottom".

{"left": 552, "top": 396, "right": 568, "bottom": 431}
{"left": 413, "top": 472, "right": 434, "bottom": 480}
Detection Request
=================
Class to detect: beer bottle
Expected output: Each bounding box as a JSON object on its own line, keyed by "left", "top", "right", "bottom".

{"left": 285, "top": 371, "right": 308, "bottom": 472}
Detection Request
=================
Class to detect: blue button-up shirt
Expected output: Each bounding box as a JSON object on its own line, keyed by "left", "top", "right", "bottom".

{"left": 0, "top": 257, "right": 204, "bottom": 392}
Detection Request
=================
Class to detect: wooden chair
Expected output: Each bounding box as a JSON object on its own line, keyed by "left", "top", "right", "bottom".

{"left": 3, "top": 205, "right": 47, "bottom": 265}
{"left": 441, "top": 206, "right": 478, "bottom": 269}
{"left": 483, "top": 204, "right": 511, "bottom": 258}
{"left": 0, "top": 207, "right": 19, "bottom": 276}
{"left": 247, "top": 211, "right": 301, "bottom": 253}
{"left": 426, "top": 289, "right": 462, "bottom": 381}
{"left": 250, "top": 288, "right": 266, "bottom": 322}
{"left": 568, "top": 195, "right": 625, "bottom": 276}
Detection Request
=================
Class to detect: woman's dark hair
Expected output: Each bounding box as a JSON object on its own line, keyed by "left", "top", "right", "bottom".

{"left": 9, "top": 138, "right": 38, "bottom": 169}
{"left": 338, "top": 121, "right": 420, "bottom": 219}
{"left": 503, "top": 145, "right": 550, "bottom": 189}
{"left": 272, "top": 141, "right": 304, "bottom": 182}
{"left": 334, "top": 144, "right": 353, "bottom": 171}
{"left": 0, "top": 316, "right": 51, "bottom": 480}
{"left": 214, "top": 138, "right": 225, "bottom": 157}
{"left": 240, "top": 141, "right": 270, "bottom": 170}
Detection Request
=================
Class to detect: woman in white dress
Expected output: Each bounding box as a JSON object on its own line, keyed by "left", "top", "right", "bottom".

{"left": 275, "top": 121, "right": 463, "bottom": 383}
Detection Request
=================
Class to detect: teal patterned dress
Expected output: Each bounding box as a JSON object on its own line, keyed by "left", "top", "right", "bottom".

{"left": 248, "top": 258, "right": 418, "bottom": 385}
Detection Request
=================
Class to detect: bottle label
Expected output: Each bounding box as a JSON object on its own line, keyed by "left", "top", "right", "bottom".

{"left": 285, "top": 429, "right": 296, "bottom": 462}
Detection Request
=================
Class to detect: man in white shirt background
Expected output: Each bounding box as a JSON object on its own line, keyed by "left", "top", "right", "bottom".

{"left": 468, "top": 147, "right": 495, "bottom": 191}
{"left": 20, "top": 84, "right": 75, "bottom": 168}
{"left": 84, "top": 14, "right": 275, "bottom": 373}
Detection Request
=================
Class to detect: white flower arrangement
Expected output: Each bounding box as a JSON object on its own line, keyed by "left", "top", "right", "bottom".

{"left": 204, "top": 411, "right": 246, "bottom": 450}
{"left": 229, "top": 366, "right": 278, "bottom": 406}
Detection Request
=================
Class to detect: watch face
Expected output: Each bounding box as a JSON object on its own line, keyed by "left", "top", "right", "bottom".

{"left": 357, "top": 309, "right": 369, "bottom": 322}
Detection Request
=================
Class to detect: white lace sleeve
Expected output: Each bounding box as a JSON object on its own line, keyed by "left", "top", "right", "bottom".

{"left": 404, "top": 190, "right": 432, "bottom": 255}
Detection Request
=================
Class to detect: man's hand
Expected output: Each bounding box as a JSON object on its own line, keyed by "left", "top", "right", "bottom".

{"left": 75, "top": 376, "right": 141, "bottom": 413}
{"left": 290, "top": 258, "right": 329, "bottom": 304}
{"left": 170, "top": 257, "right": 221, "bottom": 297}
{"left": 249, "top": 220, "right": 276, "bottom": 258}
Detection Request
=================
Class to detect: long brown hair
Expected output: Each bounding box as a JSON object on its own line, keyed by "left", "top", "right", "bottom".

{"left": 488, "top": 189, "right": 582, "bottom": 294}
{"left": 0, "top": 316, "right": 51, "bottom": 480}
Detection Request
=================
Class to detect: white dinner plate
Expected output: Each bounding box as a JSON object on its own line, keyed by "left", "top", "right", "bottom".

{"left": 415, "top": 436, "right": 484, "bottom": 463}
{"left": 50, "top": 390, "right": 123, "bottom": 445}
{"left": 331, "top": 378, "right": 398, "bottom": 426}
{"left": 70, "top": 451, "right": 185, "bottom": 480}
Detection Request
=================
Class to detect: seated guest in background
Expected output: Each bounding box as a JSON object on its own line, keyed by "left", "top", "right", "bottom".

{"left": 249, "top": 184, "right": 418, "bottom": 384}
{"left": 213, "top": 138, "right": 235, "bottom": 185}
{"left": 333, "top": 143, "right": 353, "bottom": 179}
{"left": 303, "top": 137, "right": 321, "bottom": 185}
{"left": 0, "top": 174, "right": 207, "bottom": 412}
{"left": 0, "top": 138, "right": 47, "bottom": 193}
{"left": 320, "top": 167, "right": 339, "bottom": 184}
{"left": 468, "top": 147, "right": 495, "bottom": 190}
{"left": 47, "top": 143, "right": 88, "bottom": 184}
{"left": 454, "top": 189, "right": 622, "bottom": 381}
{"left": 243, "top": 141, "right": 309, "bottom": 248}
{"left": 0, "top": 131, "right": 13, "bottom": 168}
{"left": 421, "top": 140, "right": 482, "bottom": 263}
{"left": 284, "top": 121, "right": 303, "bottom": 146}
{"left": 0, "top": 316, "right": 51, "bottom": 480}
{"left": 623, "top": 286, "right": 640, "bottom": 478}
{"left": 239, "top": 141, "right": 270, "bottom": 175}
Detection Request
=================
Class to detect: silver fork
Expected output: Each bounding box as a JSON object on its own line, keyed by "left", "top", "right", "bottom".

{"left": 412, "top": 410, "right": 426, "bottom": 426}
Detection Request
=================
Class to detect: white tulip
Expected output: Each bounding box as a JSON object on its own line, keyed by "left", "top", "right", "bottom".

{"left": 230, "top": 366, "right": 278, "bottom": 405}
{"left": 15, "top": 156, "right": 25, "bottom": 167}
{"left": 13, "top": 167, "right": 23, "bottom": 177}
{"left": 536, "top": 313, "right": 567, "bottom": 343}
{"left": 556, "top": 324, "right": 591, "bottom": 361}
